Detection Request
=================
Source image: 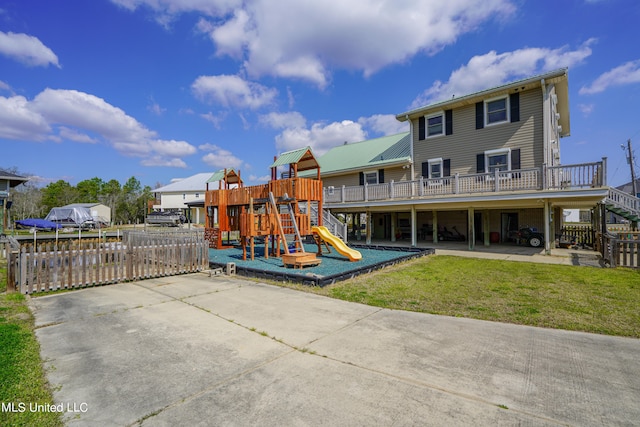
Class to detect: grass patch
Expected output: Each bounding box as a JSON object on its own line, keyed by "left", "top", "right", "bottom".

{"left": 0, "top": 258, "right": 63, "bottom": 427}
{"left": 283, "top": 255, "right": 640, "bottom": 337}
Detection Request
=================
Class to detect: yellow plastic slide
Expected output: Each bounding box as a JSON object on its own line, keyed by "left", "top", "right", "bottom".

{"left": 312, "top": 226, "right": 362, "bottom": 262}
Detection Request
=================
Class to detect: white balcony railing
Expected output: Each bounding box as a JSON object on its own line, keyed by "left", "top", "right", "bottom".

{"left": 323, "top": 160, "right": 606, "bottom": 205}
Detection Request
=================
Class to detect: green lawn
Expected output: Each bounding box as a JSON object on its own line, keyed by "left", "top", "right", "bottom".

{"left": 291, "top": 255, "right": 640, "bottom": 338}
{"left": 0, "top": 259, "right": 63, "bottom": 427}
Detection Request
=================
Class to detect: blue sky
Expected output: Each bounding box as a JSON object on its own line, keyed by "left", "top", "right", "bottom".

{"left": 1, "top": 0, "right": 639, "bottom": 189}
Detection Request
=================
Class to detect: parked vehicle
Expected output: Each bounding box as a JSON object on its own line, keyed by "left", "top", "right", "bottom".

{"left": 517, "top": 227, "right": 544, "bottom": 247}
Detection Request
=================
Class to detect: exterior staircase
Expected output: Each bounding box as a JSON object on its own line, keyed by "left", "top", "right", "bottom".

{"left": 605, "top": 187, "right": 640, "bottom": 223}
{"left": 308, "top": 204, "right": 348, "bottom": 242}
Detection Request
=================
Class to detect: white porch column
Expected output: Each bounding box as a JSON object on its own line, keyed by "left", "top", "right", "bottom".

{"left": 468, "top": 207, "right": 475, "bottom": 250}
{"left": 411, "top": 205, "right": 417, "bottom": 247}
{"left": 544, "top": 200, "right": 551, "bottom": 254}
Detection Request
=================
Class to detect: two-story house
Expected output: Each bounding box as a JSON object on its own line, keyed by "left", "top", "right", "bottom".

{"left": 316, "top": 69, "right": 618, "bottom": 253}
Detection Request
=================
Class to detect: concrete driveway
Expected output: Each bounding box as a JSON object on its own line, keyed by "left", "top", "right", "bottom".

{"left": 30, "top": 273, "right": 640, "bottom": 426}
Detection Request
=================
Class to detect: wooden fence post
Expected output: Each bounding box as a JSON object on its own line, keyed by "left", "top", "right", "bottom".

{"left": 7, "top": 249, "right": 18, "bottom": 293}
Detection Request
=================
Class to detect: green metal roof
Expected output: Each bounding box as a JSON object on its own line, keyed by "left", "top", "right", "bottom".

{"left": 270, "top": 146, "right": 319, "bottom": 171}
{"left": 206, "top": 168, "right": 240, "bottom": 183}
{"left": 300, "top": 132, "right": 411, "bottom": 177}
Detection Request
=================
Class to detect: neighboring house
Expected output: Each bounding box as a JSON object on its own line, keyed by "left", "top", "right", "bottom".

{"left": 153, "top": 170, "right": 241, "bottom": 225}
{"left": 312, "top": 69, "right": 622, "bottom": 253}
{"left": 63, "top": 203, "right": 111, "bottom": 226}
{"left": 0, "top": 170, "right": 29, "bottom": 234}
{"left": 617, "top": 178, "right": 640, "bottom": 199}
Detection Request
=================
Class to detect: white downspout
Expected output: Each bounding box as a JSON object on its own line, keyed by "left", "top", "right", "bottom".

{"left": 407, "top": 115, "right": 414, "bottom": 180}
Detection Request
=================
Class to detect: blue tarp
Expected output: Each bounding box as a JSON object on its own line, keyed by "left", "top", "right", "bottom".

{"left": 15, "top": 218, "right": 63, "bottom": 230}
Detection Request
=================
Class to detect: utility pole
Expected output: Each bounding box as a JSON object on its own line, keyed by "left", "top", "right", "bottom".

{"left": 628, "top": 139, "right": 638, "bottom": 197}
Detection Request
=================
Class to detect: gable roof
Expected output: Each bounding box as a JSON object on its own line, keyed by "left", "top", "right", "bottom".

{"left": 0, "top": 169, "right": 29, "bottom": 188}
{"left": 300, "top": 132, "right": 411, "bottom": 177}
{"left": 206, "top": 169, "right": 241, "bottom": 185}
{"left": 154, "top": 172, "right": 216, "bottom": 193}
{"left": 270, "top": 146, "right": 319, "bottom": 172}
{"left": 617, "top": 178, "right": 640, "bottom": 195}
{"left": 396, "top": 68, "right": 570, "bottom": 136}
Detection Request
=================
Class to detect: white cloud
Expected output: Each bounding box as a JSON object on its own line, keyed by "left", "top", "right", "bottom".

{"left": 192, "top": 74, "right": 277, "bottom": 109}
{"left": 141, "top": 156, "right": 188, "bottom": 167}
{"left": 111, "top": 0, "right": 240, "bottom": 26}
{"left": 259, "top": 111, "right": 306, "bottom": 129}
{"left": 578, "top": 103, "right": 595, "bottom": 116}
{"left": 31, "top": 89, "right": 157, "bottom": 151}
{"left": 0, "top": 95, "right": 51, "bottom": 140}
{"left": 58, "top": 126, "right": 97, "bottom": 143}
{"left": 200, "top": 111, "right": 228, "bottom": 129}
{"left": 248, "top": 174, "right": 270, "bottom": 183}
{"left": 148, "top": 101, "right": 166, "bottom": 116}
{"left": 411, "top": 40, "right": 596, "bottom": 108}
{"left": 0, "top": 80, "right": 12, "bottom": 93}
{"left": 358, "top": 114, "right": 408, "bottom": 136}
{"left": 200, "top": 144, "right": 243, "bottom": 169}
{"left": 0, "top": 31, "right": 60, "bottom": 68}
{"left": 150, "top": 139, "right": 197, "bottom": 157}
{"left": 120, "top": 0, "right": 515, "bottom": 88}
{"left": 579, "top": 60, "right": 640, "bottom": 95}
{"left": 0, "top": 88, "right": 195, "bottom": 167}
{"left": 275, "top": 120, "right": 366, "bottom": 155}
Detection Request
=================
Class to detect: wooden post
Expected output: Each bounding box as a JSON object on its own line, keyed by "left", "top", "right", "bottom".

{"left": 7, "top": 249, "right": 17, "bottom": 292}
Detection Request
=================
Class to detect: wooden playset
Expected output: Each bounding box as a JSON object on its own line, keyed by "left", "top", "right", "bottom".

{"left": 204, "top": 147, "right": 326, "bottom": 268}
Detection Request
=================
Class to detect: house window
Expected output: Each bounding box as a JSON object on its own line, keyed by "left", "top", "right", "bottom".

{"left": 485, "top": 96, "right": 509, "bottom": 126}
{"left": 427, "top": 158, "right": 443, "bottom": 178}
{"left": 327, "top": 186, "right": 335, "bottom": 195}
{"left": 485, "top": 148, "right": 511, "bottom": 173}
{"left": 426, "top": 112, "right": 444, "bottom": 138}
{"left": 183, "top": 194, "right": 186, "bottom": 199}
{"left": 195, "top": 193, "right": 200, "bottom": 198}
{"left": 364, "top": 171, "right": 379, "bottom": 185}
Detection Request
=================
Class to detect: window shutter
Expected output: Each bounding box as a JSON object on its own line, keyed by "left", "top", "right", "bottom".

{"left": 445, "top": 110, "right": 453, "bottom": 135}
{"left": 510, "top": 93, "right": 520, "bottom": 123}
{"left": 476, "top": 154, "right": 485, "bottom": 173}
{"left": 359, "top": 172, "right": 364, "bottom": 186}
{"left": 418, "top": 116, "right": 425, "bottom": 140}
{"left": 511, "top": 149, "right": 521, "bottom": 170}
{"left": 378, "top": 169, "right": 385, "bottom": 184}
{"left": 443, "top": 159, "right": 451, "bottom": 177}
{"left": 475, "top": 102, "right": 484, "bottom": 129}
{"left": 421, "top": 162, "right": 429, "bottom": 178}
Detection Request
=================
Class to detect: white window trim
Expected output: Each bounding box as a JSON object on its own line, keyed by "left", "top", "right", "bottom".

{"left": 363, "top": 170, "right": 379, "bottom": 185}
{"left": 484, "top": 95, "right": 510, "bottom": 127}
{"left": 484, "top": 148, "right": 511, "bottom": 177}
{"left": 327, "top": 186, "right": 335, "bottom": 195}
{"left": 426, "top": 158, "right": 444, "bottom": 184}
{"left": 425, "top": 111, "right": 445, "bottom": 138}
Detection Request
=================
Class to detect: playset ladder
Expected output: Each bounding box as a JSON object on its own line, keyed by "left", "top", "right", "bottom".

{"left": 269, "top": 192, "right": 304, "bottom": 254}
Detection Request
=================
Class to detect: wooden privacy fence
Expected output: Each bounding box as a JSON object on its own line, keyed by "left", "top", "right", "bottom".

{"left": 560, "top": 225, "right": 594, "bottom": 247}
{"left": 8, "top": 230, "right": 209, "bottom": 294}
{"left": 599, "top": 232, "right": 640, "bottom": 268}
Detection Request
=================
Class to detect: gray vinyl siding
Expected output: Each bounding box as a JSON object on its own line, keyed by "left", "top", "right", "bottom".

{"left": 412, "top": 89, "right": 544, "bottom": 179}
{"left": 321, "top": 166, "right": 410, "bottom": 188}
{"left": 323, "top": 174, "right": 360, "bottom": 188}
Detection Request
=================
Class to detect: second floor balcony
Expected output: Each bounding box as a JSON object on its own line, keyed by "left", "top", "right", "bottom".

{"left": 324, "top": 160, "right": 607, "bottom": 205}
